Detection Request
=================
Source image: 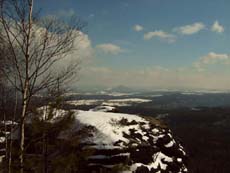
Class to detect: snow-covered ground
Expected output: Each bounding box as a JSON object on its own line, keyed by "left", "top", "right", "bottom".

{"left": 67, "top": 98, "right": 152, "bottom": 107}
{"left": 181, "top": 92, "right": 204, "bottom": 96}
{"left": 67, "top": 99, "right": 103, "bottom": 106}
{"left": 90, "top": 105, "right": 116, "bottom": 112}
{"left": 150, "top": 94, "right": 163, "bottom": 97}
{"left": 64, "top": 91, "right": 136, "bottom": 97}
{"left": 75, "top": 110, "right": 149, "bottom": 148}
{"left": 102, "top": 98, "right": 151, "bottom": 107}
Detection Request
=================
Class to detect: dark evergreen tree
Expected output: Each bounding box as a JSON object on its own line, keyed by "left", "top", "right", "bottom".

{"left": 19, "top": 85, "right": 94, "bottom": 173}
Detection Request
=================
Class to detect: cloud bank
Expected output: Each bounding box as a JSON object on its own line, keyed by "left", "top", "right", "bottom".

{"left": 79, "top": 64, "right": 230, "bottom": 90}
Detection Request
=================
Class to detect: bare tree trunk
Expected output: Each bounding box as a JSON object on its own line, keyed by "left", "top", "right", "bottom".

{"left": 1, "top": 87, "right": 8, "bottom": 172}
{"left": 3, "top": 109, "right": 8, "bottom": 172}
{"left": 19, "top": 1, "right": 33, "bottom": 172}
{"left": 42, "top": 106, "right": 48, "bottom": 173}
{"left": 42, "top": 132, "right": 48, "bottom": 173}
{"left": 19, "top": 81, "right": 29, "bottom": 173}
{"left": 9, "top": 81, "right": 18, "bottom": 173}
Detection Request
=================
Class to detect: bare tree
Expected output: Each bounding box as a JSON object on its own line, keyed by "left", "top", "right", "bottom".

{"left": 0, "top": 0, "right": 84, "bottom": 172}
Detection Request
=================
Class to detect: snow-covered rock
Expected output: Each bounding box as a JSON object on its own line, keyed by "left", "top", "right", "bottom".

{"left": 0, "top": 110, "right": 188, "bottom": 173}
{"left": 73, "top": 110, "right": 188, "bottom": 173}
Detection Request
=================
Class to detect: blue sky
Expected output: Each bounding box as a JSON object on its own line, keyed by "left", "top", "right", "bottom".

{"left": 35, "top": 0, "right": 230, "bottom": 90}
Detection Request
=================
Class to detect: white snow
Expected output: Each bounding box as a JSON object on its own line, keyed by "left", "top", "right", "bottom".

{"left": 152, "top": 128, "right": 160, "bottom": 134}
{"left": 90, "top": 105, "right": 115, "bottom": 112}
{"left": 130, "top": 152, "right": 173, "bottom": 172}
{"left": 102, "top": 102, "right": 130, "bottom": 107}
{"left": 0, "top": 121, "right": 18, "bottom": 125}
{"left": 102, "top": 98, "right": 151, "bottom": 107}
{"left": 179, "top": 148, "right": 186, "bottom": 155}
{"left": 67, "top": 98, "right": 151, "bottom": 107}
{"left": 36, "top": 106, "right": 69, "bottom": 123}
{"left": 36, "top": 108, "right": 187, "bottom": 172}
{"left": 75, "top": 110, "right": 149, "bottom": 148}
{"left": 0, "top": 155, "right": 4, "bottom": 163}
{"left": 107, "top": 92, "right": 134, "bottom": 96}
{"left": 142, "top": 136, "right": 149, "bottom": 141}
{"left": 177, "top": 158, "right": 182, "bottom": 162}
{"left": 0, "top": 137, "right": 5, "bottom": 143}
{"left": 151, "top": 94, "right": 163, "bottom": 97}
{"left": 164, "top": 140, "right": 174, "bottom": 148}
{"left": 67, "top": 99, "right": 102, "bottom": 106}
{"left": 2, "top": 131, "right": 10, "bottom": 135}
{"left": 107, "top": 98, "right": 151, "bottom": 103}
{"left": 181, "top": 92, "right": 203, "bottom": 95}
{"left": 158, "top": 134, "right": 165, "bottom": 138}
{"left": 153, "top": 152, "right": 173, "bottom": 167}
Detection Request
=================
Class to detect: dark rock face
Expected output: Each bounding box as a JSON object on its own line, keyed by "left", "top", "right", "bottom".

{"left": 75, "top": 111, "right": 188, "bottom": 173}
{"left": 136, "top": 166, "right": 149, "bottom": 173}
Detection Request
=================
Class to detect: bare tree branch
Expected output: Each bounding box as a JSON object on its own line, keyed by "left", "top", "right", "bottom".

{"left": 0, "top": 0, "right": 85, "bottom": 172}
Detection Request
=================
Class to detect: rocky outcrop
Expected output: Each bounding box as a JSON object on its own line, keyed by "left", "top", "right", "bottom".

{"left": 0, "top": 109, "right": 188, "bottom": 173}
{"left": 74, "top": 110, "right": 188, "bottom": 173}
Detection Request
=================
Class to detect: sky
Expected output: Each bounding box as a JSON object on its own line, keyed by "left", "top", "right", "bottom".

{"left": 35, "top": 0, "right": 230, "bottom": 90}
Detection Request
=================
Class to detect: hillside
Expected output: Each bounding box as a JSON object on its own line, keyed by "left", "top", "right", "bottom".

{"left": 0, "top": 107, "right": 188, "bottom": 173}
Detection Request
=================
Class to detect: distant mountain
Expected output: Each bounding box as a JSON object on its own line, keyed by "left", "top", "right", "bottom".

{"left": 105, "top": 85, "right": 135, "bottom": 93}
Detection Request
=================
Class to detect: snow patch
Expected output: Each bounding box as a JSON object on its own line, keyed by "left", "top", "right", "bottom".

{"left": 0, "top": 137, "right": 5, "bottom": 143}
{"left": 90, "top": 105, "right": 115, "bottom": 112}
{"left": 0, "top": 121, "right": 18, "bottom": 125}
{"left": 67, "top": 100, "right": 102, "bottom": 106}
{"left": 165, "top": 140, "right": 174, "bottom": 148}
{"left": 75, "top": 110, "right": 149, "bottom": 147}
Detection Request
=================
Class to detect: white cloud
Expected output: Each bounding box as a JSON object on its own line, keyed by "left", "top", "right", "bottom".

{"left": 175, "top": 22, "right": 205, "bottom": 35}
{"left": 96, "top": 43, "right": 123, "bottom": 55}
{"left": 133, "top": 25, "right": 144, "bottom": 32}
{"left": 56, "top": 31, "right": 94, "bottom": 71}
{"left": 72, "top": 31, "right": 94, "bottom": 60}
{"left": 144, "top": 30, "right": 176, "bottom": 43}
{"left": 79, "top": 65, "right": 230, "bottom": 90}
{"left": 200, "top": 52, "right": 229, "bottom": 64}
{"left": 211, "top": 21, "right": 224, "bottom": 33}
{"left": 194, "top": 52, "right": 230, "bottom": 71}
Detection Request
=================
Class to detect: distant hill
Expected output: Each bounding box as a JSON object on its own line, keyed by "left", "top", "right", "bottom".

{"left": 105, "top": 85, "right": 134, "bottom": 93}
